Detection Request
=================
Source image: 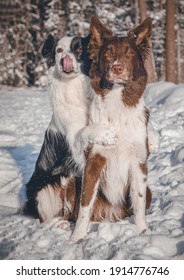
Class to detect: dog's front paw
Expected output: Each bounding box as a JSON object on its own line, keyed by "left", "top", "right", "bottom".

{"left": 89, "top": 125, "right": 117, "bottom": 146}
{"left": 148, "top": 131, "right": 159, "bottom": 154}
{"left": 70, "top": 230, "right": 86, "bottom": 243}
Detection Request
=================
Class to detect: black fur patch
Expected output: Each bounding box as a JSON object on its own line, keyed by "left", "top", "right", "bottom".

{"left": 99, "top": 77, "right": 113, "bottom": 90}
{"left": 70, "top": 37, "right": 82, "bottom": 62}
{"left": 25, "top": 126, "right": 76, "bottom": 217}
{"left": 41, "top": 34, "right": 58, "bottom": 68}
{"left": 71, "top": 35, "right": 92, "bottom": 76}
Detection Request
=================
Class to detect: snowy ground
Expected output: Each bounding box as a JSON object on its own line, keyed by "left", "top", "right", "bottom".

{"left": 0, "top": 82, "right": 184, "bottom": 260}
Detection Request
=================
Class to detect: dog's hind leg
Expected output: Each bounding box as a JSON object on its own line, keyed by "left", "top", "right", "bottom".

{"left": 37, "top": 185, "right": 63, "bottom": 223}
{"left": 71, "top": 153, "right": 106, "bottom": 242}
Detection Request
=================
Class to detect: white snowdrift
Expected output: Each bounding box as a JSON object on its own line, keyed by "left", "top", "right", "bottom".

{"left": 0, "top": 82, "right": 184, "bottom": 260}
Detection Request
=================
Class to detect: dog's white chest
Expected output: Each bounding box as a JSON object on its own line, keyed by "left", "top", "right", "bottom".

{"left": 90, "top": 86, "right": 146, "bottom": 140}
{"left": 90, "top": 86, "right": 147, "bottom": 205}
{"left": 50, "top": 75, "right": 90, "bottom": 133}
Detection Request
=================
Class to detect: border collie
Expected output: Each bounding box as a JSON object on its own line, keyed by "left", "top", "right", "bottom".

{"left": 25, "top": 34, "right": 117, "bottom": 223}
{"left": 71, "top": 16, "right": 158, "bottom": 241}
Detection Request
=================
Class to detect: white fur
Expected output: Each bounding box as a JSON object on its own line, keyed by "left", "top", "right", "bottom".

{"left": 37, "top": 185, "right": 63, "bottom": 223}
{"left": 72, "top": 84, "right": 150, "bottom": 241}
{"left": 71, "top": 180, "right": 100, "bottom": 242}
{"left": 147, "top": 122, "right": 160, "bottom": 154}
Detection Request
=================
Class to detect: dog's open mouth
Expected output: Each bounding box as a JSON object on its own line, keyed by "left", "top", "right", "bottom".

{"left": 60, "top": 55, "right": 73, "bottom": 73}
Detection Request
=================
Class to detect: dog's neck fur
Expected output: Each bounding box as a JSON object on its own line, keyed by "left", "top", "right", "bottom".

{"left": 48, "top": 70, "right": 91, "bottom": 172}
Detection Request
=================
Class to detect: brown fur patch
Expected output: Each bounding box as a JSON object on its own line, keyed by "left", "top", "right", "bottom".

{"left": 128, "top": 17, "right": 152, "bottom": 61}
{"left": 91, "top": 192, "right": 129, "bottom": 222}
{"left": 146, "top": 136, "right": 150, "bottom": 157}
{"left": 139, "top": 162, "right": 148, "bottom": 175}
{"left": 122, "top": 75, "right": 147, "bottom": 107}
{"left": 146, "top": 187, "right": 152, "bottom": 210}
{"left": 39, "top": 216, "right": 44, "bottom": 223}
{"left": 91, "top": 185, "right": 152, "bottom": 221}
{"left": 90, "top": 65, "right": 110, "bottom": 97}
{"left": 81, "top": 153, "right": 107, "bottom": 207}
{"left": 89, "top": 16, "right": 113, "bottom": 62}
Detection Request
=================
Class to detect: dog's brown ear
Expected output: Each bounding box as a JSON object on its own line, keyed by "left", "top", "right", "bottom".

{"left": 89, "top": 16, "right": 113, "bottom": 61}
{"left": 128, "top": 17, "right": 152, "bottom": 59}
{"left": 129, "top": 17, "right": 152, "bottom": 45}
{"left": 90, "top": 16, "right": 113, "bottom": 46}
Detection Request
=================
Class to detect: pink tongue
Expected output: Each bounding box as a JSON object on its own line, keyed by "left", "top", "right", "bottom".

{"left": 63, "top": 55, "right": 73, "bottom": 73}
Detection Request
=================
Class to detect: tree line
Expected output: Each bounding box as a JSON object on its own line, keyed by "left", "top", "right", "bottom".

{"left": 0, "top": 0, "right": 183, "bottom": 87}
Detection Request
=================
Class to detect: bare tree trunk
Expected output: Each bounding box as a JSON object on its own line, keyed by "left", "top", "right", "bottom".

{"left": 134, "top": 0, "right": 139, "bottom": 26}
{"left": 61, "top": 0, "right": 69, "bottom": 37}
{"left": 177, "top": 23, "right": 181, "bottom": 83}
{"left": 79, "top": 0, "right": 85, "bottom": 36}
{"left": 139, "top": 0, "right": 157, "bottom": 83}
{"left": 13, "top": 4, "right": 23, "bottom": 87}
{"left": 166, "top": 0, "right": 177, "bottom": 83}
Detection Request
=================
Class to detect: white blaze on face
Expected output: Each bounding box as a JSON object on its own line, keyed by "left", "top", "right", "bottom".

{"left": 55, "top": 37, "right": 80, "bottom": 76}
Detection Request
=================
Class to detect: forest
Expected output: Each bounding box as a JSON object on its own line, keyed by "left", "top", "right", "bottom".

{"left": 0, "top": 0, "right": 183, "bottom": 87}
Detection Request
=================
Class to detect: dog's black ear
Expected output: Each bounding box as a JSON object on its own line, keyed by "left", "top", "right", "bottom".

{"left": 70, "top": 37, "right": 82, "bottom": 61}
{"left": 70, "top": 35, "right": 92, "bottom": 76}
{"left": 41, "top": 34, "right": 58, "bottom": 67}
{"left": 128, "top": 17, "right": 152, "bottom": 59}
{"left": 81, "top": 35, "right": 92, "bottom": 76}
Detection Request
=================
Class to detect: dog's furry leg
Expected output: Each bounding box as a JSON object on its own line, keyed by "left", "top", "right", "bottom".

{"left": 130, "top": 162, "right": 148, "bottom": 233}
{"left": 71, "top": 153, "right": 106, "bottom": 242}
{"left": 37, "top": 185, "right": 63, "bottom": 223}
{"left": 147, "top": 122, "right": 159, "bottom": 154}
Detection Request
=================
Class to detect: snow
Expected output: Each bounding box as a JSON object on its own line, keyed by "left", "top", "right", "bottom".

{"left": 0, "top": 82, "right": 184, "bottom": 260}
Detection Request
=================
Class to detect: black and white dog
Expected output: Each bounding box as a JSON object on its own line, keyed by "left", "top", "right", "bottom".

{"left": 25, "top": 35, "right": 116, "bottom": 223}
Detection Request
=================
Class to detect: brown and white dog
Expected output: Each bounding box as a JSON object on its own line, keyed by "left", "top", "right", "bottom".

{"left": 71, "top": 16, "right": 156, "bottom": 241}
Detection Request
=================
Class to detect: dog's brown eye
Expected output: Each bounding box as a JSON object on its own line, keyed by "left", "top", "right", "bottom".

{"left": 57, "top": 48, "right": 63, "bottom": 53}
{"left": 104, "top": 49, "right": 111, "bottom": 58}
{"left": 127, "top": 49, "right": 135, "bottom": 56}
{"left": 76, "top": 47, "right": 82, "bottom": 54}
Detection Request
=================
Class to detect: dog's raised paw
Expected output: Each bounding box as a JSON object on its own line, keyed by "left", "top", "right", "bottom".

{"left": 90, "top": 125, "right": 117, "bottom": 146}
{"left": 148, "top": 131, "right": 159, "bottom": 154}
